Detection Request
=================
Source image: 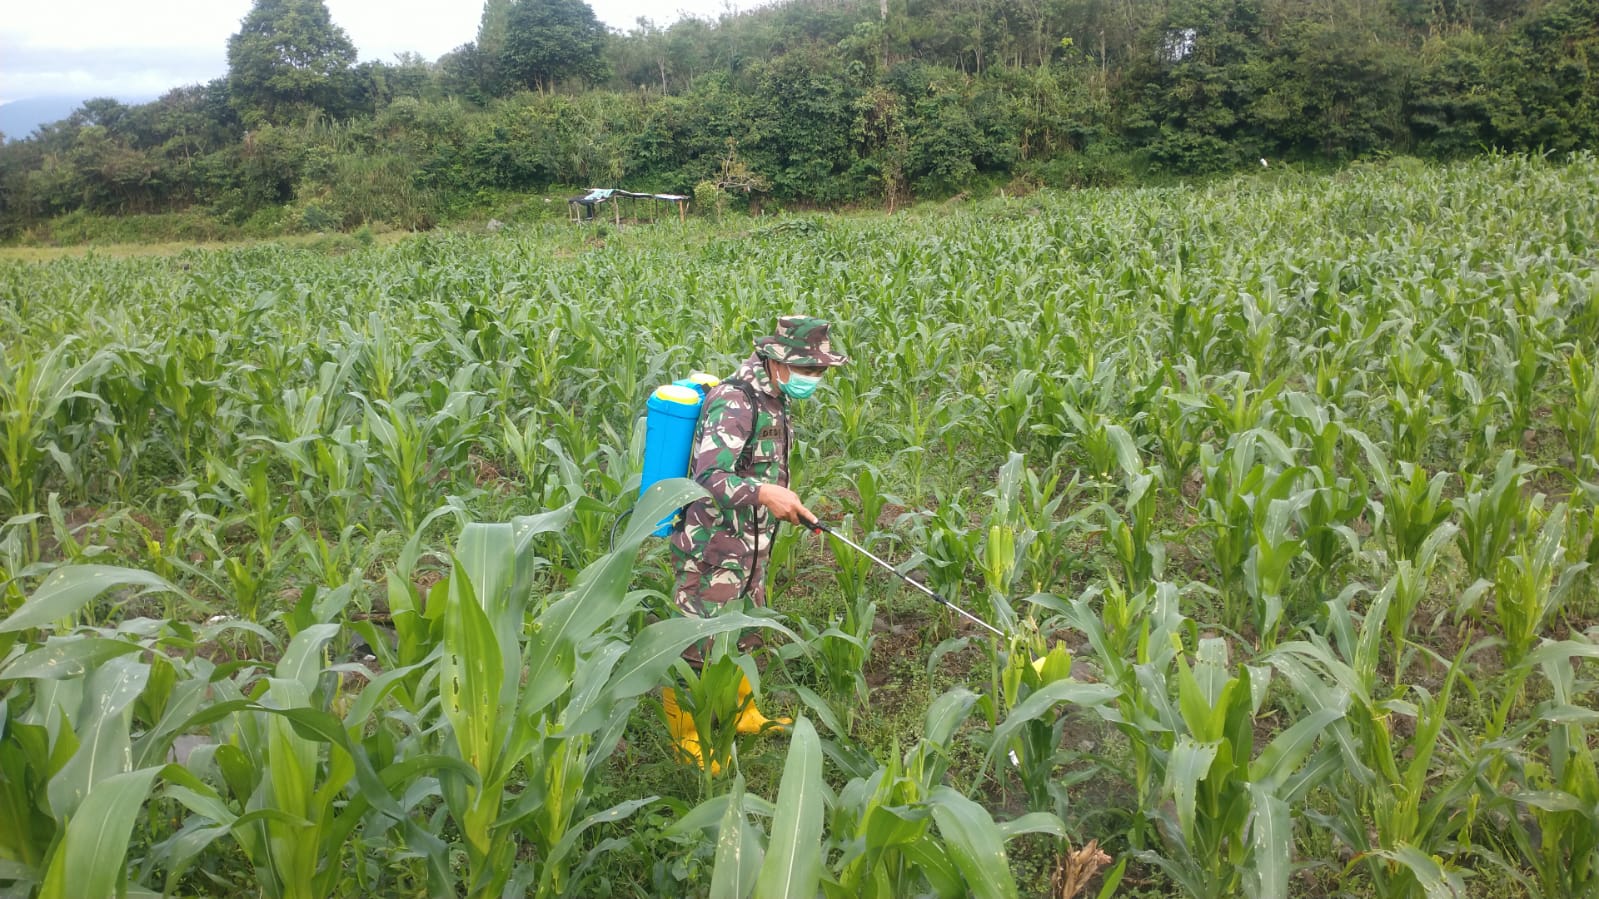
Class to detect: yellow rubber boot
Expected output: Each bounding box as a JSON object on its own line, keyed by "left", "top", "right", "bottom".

{"left": 662, "top": 687, "right": 720, "bottom": 774}
{"left": 734, "top": 674, "right": 792, "bottom": 735}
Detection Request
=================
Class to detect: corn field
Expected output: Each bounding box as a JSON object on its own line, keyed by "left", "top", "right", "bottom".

{"left": 2, "top": 153, "right": 1598, "bottom": 897}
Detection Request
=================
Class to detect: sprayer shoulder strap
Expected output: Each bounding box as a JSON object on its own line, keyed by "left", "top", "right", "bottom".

{"left": 721, "top": 378, "right": 761, "bottom": 475}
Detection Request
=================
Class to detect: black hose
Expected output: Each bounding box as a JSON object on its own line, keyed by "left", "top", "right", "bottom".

{"left": 609, "top": 508, "right": 634, "bottom": 552}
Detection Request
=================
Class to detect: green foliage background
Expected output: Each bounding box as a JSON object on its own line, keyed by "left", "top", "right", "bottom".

{"left": 0, "top": 0, "right": 1595, "bottom": 241}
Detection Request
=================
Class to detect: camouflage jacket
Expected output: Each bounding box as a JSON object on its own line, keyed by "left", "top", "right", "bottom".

{"left": 669, "top": 353, "right": 792, "bottom": 605}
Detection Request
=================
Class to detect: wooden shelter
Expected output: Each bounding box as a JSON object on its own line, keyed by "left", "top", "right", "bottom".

{"left": 568, "top": 188, "right": 690, "bottom": 224}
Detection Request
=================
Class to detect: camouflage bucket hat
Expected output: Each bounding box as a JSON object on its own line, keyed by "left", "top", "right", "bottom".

{"left": 754, "top": 315, "right": 850, "bottom": 368}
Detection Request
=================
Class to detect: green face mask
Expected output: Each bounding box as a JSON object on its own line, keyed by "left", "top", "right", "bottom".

{"left": 780, "top": 373, "right": 821, "bottom": 400}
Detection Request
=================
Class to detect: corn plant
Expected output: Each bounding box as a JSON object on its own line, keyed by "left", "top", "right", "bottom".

{"left": 1491, "top": 500, "right": 1588, "bottom": 666}
{"left": 826, "top": 513, "right": 876, "bottom": 609}
{"left": 344, "top": 311, "right": 429, "bottom": 405}
{"left": 1088, "top": 624, "right": 1341, "bottom": 898}
{"left": 886, "top": 383, "right": 963, "bottom": 499}
{"left": 984, "top": 369, "right": 1038, "bottom": 454}
{"left": 1490, "top": 315, "right": 1553, "bottom": 440}
{"left": 1354, "top": 431, "right": 1455, "bottom": 565}
{"left": 1296, "top": 465, "right": 1367, "bottom": 600}
{"left": 1197, "top": 433, "right": 1302, "bottom": 641}
{"left": 661, "top": 637, "right": 766, "bottom": 784}
{"left": 1047, "top": 404, "right": 1140, "bottom": 485}
{"left": 986, "top": 635, "right": 1118, "bottom": 820}
{"left": 1439, "top": 363, "right": 1500, "bottom": 473}
{"left": 1014, "top": 464, "right": 1086, "bottom": 595}
{"left": 1147, "top": 373, "right": 1207, "bottom": 491}
{"left": 437, "top": 480, "right": 803, "bottom": 896}
{"left": 1098, "top": 465, "right": 1165, "bottom": 595}
{"left": 803, "top": 514, "right": 877, "bottom": 723}
{"left": 1244, "top": 473, "right": 1315, "bottom": 649}
{"left": 0, "top": 338, "right": 114, "bottom": 521}
{"left": 1266, "top": 599, "right": 1481, "bottom": 898}
{"left": 1496, "top": 640, "right": 1599, "bottom": 898}
{"left": 1385, "top": 337, "right": 1443, "bottom": 463}
{"left": 1163, "top": 638, "right": 1340, "bottom": 897}
{"left": 499, "top": 404, "right": 546, "bottom": 484}
{"left": 1455, "top": 449, "right": 1531, "bottom": 584}
{"left": 826, "top": 688, "right": 1011, "bottom": 894}
{"left": 1201, "top": 372, "right": 1284, "bottom": 445}
{"left": 1059, "top": 580, "right": 1185, "bottom": 849}
{"left": 0, "top": 565, "right": 192, "bottom": 895}
{"left": 829, "top": 367, "right": 884, "bottom": 455}
{"left": 1555, "top": 346, "right": 1599, "bottom": 481}
{"left": 684, "top": 688, "right": 1063, "bottom": 899}
{"left": 902, "top": 488, "right": 981, "bottom": 620}
{"left": 160, "top": 629, "right": 382, "bottom": 898}
{"left": 360, "top": 386, "right": 484, "bottom": 533}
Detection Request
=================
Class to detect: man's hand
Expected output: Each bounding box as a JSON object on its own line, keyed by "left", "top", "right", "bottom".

{"left": 757, "top": 484, "right": 815, "bottom": 526}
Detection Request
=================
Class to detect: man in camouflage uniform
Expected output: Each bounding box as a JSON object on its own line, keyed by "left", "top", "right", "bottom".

{"left": 661, "top": 316, "right": 847, "bottom": 765}
{"left": 669, "top": 315, "right": 849, "bottom": 617}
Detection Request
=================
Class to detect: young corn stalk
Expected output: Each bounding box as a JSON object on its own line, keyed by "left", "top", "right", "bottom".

{"left": 0, "top": 565, "right": 195, "bottom": 896}
{"left": 1500, "top": 640, "right": 1599, "bottom": 898}
{"left": 1060, "top": 580, "right": 1184, "bottom": 852}
{"left": 1556, "top": 346, "right": 1599, "bottom": 482}
{"left": 1354, "top": 431, "right": 1455, "bottom": 565}
{"left": 1143, "top": 636, "right": 1341, "bottom": 899}
{"left": 432, "top": 480, "right": 795, "bottom": 897}
{"left": 1266, "top": 600, "right": 1480, "bottom": 898}
{"left": 1491, "top": 500, "right": 1587, "bottom": 667}
{"left": 662, "top": 637, "right": 766, "bottom": 786}
{"left": 0, "top": 339, "right": 114, "bottom": 542}
{"left": 808, "top": 512, "right": 877, "bottom": 724}
{"left": 1097, "top": 464, "right": 1165, "bottom": 596}
{"left": 987, "top": 633, "right": 1118, "bottom": 820}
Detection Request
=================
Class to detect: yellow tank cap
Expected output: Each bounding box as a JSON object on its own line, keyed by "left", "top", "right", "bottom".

{"left": 688, "top": 371, "right": 721, "bottom": 388}
{"left": 653, "top": 384, "right": 702, "bottom": 405}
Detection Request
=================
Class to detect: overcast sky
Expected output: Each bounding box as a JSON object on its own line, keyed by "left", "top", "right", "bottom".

{"left": 0, "top": 0, "right": 748, "bottom": 104}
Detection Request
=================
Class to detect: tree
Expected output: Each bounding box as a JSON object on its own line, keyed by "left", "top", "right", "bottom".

{"left": 1487, "top": 0, "right": 1599, "bottom": 152}
{"left": 499, "top": 0, "right": 612, "bottom": 94}
{"left": 458, "top": 0, "right": 515, "bottom": 97}
{"left": 227, "top": 0, "right": 359, "bottom": 125}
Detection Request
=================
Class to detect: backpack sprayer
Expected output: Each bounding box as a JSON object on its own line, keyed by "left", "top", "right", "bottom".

{"left": 636, "top": 371, "right": 723, "bottom": 535}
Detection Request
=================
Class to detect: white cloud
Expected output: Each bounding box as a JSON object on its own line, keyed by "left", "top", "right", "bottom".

{"left": 0, "top": 0, "right": 762, "bottom": 103}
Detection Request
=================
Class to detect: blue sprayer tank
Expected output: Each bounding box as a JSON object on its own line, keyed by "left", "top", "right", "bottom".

{"left": 640, "top": 372, "right": 720, "bottom": 536}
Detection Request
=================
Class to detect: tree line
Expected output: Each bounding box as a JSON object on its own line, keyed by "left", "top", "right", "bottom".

{"left": 0, "top": 0, "right": 1593, "bottom": 240}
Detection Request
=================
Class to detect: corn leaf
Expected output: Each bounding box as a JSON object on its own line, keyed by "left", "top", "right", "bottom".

{"left": 48, "top": 655, "right": 148, "bottom": 819}
{"left": 985, "top": 681, "right": 1117, "bottom": 768}
{"left": 1, "top": 566, "right": 182, "bottom": 633}
{"left": 441, "top": 564, "right": 503, "bottom": 777}
{"left": 928, "top": 786, "right": 1019, "bottom": 899}
{"left": 925, "top": 687, "right": 979, "bottom": 747}
{"left": 275, "top": 622, "right": 339, "bottom": 695}
{"left": 755, "top": 716, "right": 825, "bottom": 899}
{"left": 39, "top": 766, "right": 162, "bottom": 899}
{"left": 1363, "top": 845, "right": 1466, "bottom": 898}
{"left": 0, "top": 636, "right": 142, "bottom": 680}
{"left": 996, "top": 812, "right": 1066, "bottom": 840}
{"left": 1247, "top": 785, "right": 1290, "bottom": 899}
{"left": 711, "top": 775, "right": 762, "bottom": 899}
{"left": 606, "top": 611, "right": 797, "bottom": 703}
{"left": 1166, "top": 736, "right": 1219, "bottom": 847}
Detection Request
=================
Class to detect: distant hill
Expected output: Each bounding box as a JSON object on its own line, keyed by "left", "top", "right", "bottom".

{"left": 0, "top": 95, "right": 156, "bottom": 142}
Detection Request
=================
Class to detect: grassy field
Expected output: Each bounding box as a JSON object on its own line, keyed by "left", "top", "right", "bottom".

{"left": 1, "top": 153, "right": 1597, "bottom": 897}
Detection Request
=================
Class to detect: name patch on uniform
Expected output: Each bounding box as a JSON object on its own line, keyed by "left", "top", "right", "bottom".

{"left": 758, "top": 426, "right": 784, "bottom": 440}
